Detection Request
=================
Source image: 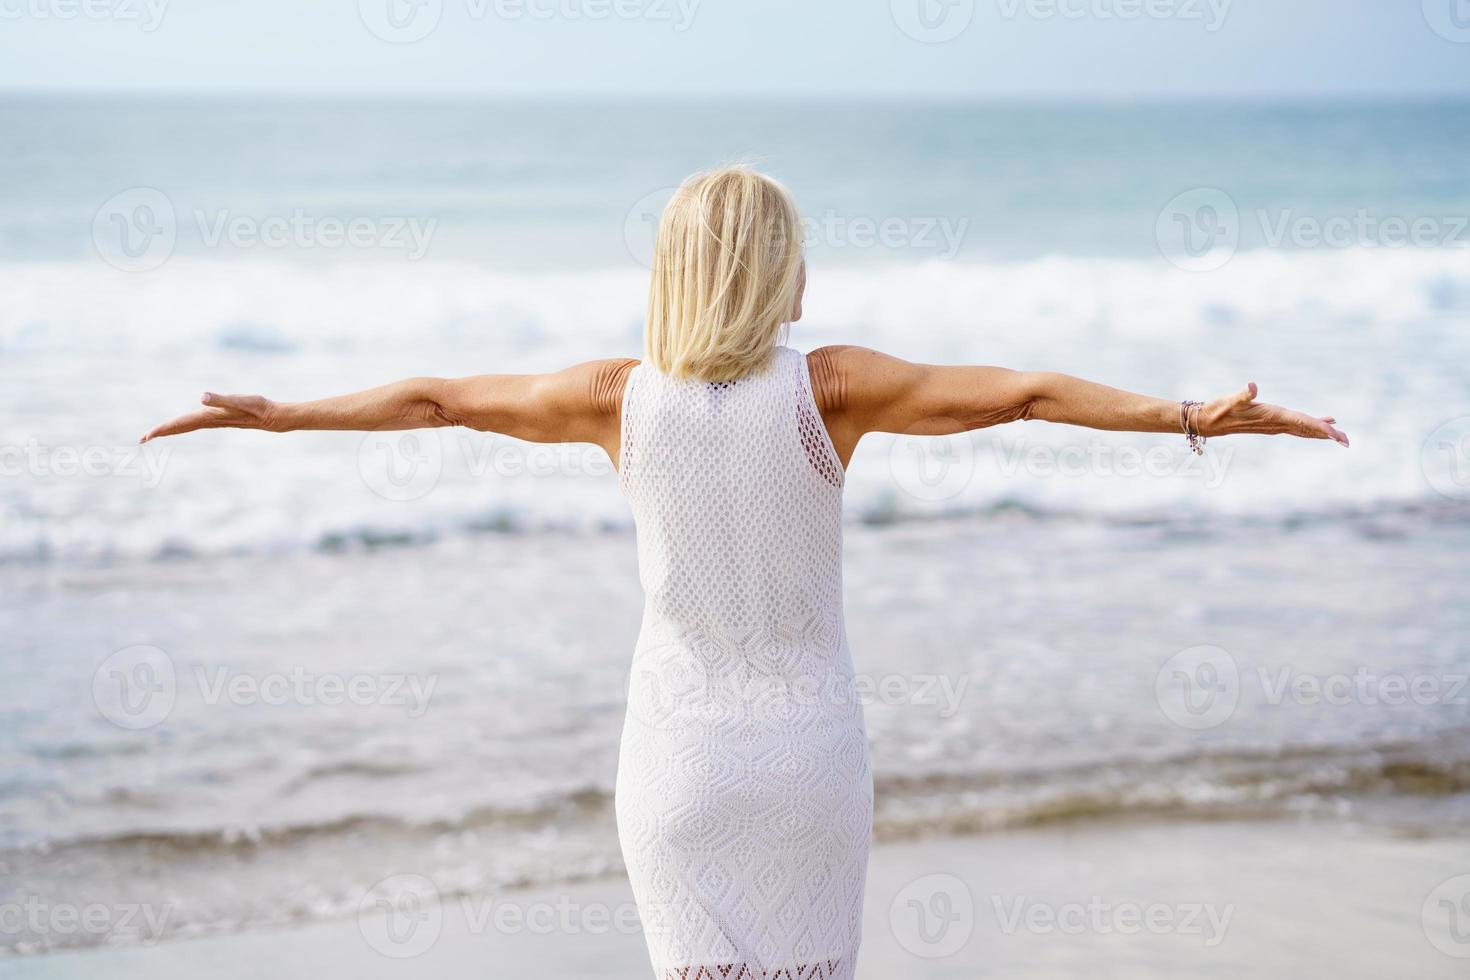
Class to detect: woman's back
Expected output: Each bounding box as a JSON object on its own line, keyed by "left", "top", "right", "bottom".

{"left": 619, "top": 345, "right": 847, "bottom": 654}
{"left": 616, "top": 345, "right": 872, "bottom": 979}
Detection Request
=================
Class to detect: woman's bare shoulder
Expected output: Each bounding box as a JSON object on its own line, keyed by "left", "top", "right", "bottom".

{"left": 807, "top": 345, "right": 918, "bottom": 414}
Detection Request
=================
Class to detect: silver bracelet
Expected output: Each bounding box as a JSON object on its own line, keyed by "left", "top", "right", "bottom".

{"left": 1180, "top": 400, "right": 1206, "bottom": 456}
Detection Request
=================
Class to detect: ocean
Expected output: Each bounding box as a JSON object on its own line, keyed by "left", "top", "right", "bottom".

{"left": 1, "top": 95, "right": 1467, "bottom": 955}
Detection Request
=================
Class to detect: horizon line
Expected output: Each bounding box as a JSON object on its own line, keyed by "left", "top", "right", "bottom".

{"left": 4, "top": 87, "right": 1469, "bottom": 104}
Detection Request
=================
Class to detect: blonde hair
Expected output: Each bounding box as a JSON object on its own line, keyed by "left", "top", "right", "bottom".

{"left": 645, "top": 166, "right": 805, "bottom": 381}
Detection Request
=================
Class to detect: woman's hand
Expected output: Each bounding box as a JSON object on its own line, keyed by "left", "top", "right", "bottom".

{"left": 141, "top": 392, "right": 281, "bottom": 443}
{"left": 1197, "top": 382, "right": 1348, "bottom": 447}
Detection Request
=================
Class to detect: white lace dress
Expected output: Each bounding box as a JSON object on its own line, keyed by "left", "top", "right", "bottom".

{"left": 616, "top": 346, "right": 873, "bottom": 980}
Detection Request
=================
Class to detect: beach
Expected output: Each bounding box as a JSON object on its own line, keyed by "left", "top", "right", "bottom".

{"left": 5, "top": 817, "right": 1465, "bottom": 979}
{"left": 3, "top": 95, "right": 1468, "bottom": 975}
{"left": 3, "top": 513, "right": 1468, "bottom": 965}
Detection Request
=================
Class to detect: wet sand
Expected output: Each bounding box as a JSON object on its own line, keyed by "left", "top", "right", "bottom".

{"left": 7, "top": 816, "right": 1466, "bottom": 979}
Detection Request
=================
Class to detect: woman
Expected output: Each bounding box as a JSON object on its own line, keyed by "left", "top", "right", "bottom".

{"left": 143, "top": 167, "right": 1347, "bottom": 979}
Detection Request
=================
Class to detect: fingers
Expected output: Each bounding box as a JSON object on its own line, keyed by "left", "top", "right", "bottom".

{"left": 141, "top": 409, "right": 215, "bottom": 443}
{"left": 1285, "top": 409, "right": 1348, "bottom": 447}
{"left": 1301, "top": 411, "right": 1348, "bottom": 447}
{"left": 140, "top": 405, "right": 253, "bottom": 442}
{"left": 1317, "top": 416, "right": 1348, "bottom": 445}
{"left": 201, "top": 392, "right": 261, "bottom": 413}
{"left": 1236, "top": 382, "right": 1258, "bottom": 406}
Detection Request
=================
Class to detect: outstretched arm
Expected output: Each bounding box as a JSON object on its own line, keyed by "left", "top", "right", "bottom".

{"left": 809, "top": 346, "right": 1347, "bottom": 466}
{"left": 141, "top": 358, "right": 640, "bottom": 463}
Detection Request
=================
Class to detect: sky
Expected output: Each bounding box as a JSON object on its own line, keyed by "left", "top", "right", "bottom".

{"left": 0, "top": 0, "right": 1466, "bottom": 98}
